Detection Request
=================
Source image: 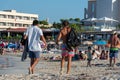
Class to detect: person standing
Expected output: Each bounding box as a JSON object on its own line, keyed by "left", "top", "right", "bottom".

{"left": 108, "top": 31, "right": 120, "bottom": 67}
{"left": 56, "top": 20, "right": 75, "bottom": 75}
{"left": 24, "top": 20, "right": 47, "bottom": 74}
{"left": 86, "top": 46, "right": 92, "bottom": 67}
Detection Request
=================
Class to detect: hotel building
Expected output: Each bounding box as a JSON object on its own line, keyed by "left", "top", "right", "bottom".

{"left": 0, "top": 10, "right": 38, "bottom": 29}
{"left": 0, "top": 10, "right": 58, "bottom": 40}
{"left": 0, "top": 10, "right": 38, "bottom": 37}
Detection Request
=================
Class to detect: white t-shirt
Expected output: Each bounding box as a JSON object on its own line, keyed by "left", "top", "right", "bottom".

{"left": 25, "top": 26, "right": 43, "bottom": 51}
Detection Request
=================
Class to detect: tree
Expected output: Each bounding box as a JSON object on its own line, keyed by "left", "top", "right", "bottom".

{"left": 60, "top": 19, "right": 69, "bottom": 23}
{"left": 52, "top": 18, "right": 82, "bottom": 32}
{"left": 74, "top": 18, "right": 80, "bottom": 22}
{"left": 52, "top": 22, "right": 62, "bottom": 29}
{"left": 39, "top": 20, "right": 48, "bottom": 25}
{"left": 69, "top": 18, "right": 74, "bottom": 21}
{"left": 69, "top": 24, "right": 81, "bottom": 32}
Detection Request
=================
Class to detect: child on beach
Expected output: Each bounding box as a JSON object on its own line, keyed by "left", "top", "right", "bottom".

{"left": 86, "top": 46, "right": 92, "bottom": 67}
{"left": 100, "top": 50, "right": 106, "bottom": 60}
{"left": 105, "top": 50, "right": 109, "bottom": 60}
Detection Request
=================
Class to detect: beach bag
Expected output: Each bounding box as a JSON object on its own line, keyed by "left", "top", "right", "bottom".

{"left": 66, "top": 28, "right": 81, "bottom": 50}
{"left": 20, "top": 36, "right": 27, "bottom": 46}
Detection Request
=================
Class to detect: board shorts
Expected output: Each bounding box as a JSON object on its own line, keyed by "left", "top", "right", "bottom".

{"left": 109, "top": 48, "right": 119, "bottom": 58}
{"left": 61, "top": 44, "right": 75, "bottom": 57}
{"left": 29, "top": 51, "right": 41, "bottom": 58}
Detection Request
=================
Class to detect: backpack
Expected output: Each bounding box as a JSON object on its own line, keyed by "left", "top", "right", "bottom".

{"left": 66, "top": 28, "right": 81, "bottom": 50}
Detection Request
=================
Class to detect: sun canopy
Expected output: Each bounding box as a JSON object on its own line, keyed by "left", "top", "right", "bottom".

{"left": 97, "top": 17, "right": 118, "bottom": 22}
{"left": 82, "top": 17, "right": 97, "bottom": 22}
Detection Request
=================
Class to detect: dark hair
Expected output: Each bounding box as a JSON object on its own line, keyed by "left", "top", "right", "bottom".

{"left": 88, "top": 46, "right": 91, "bottom": 50}
{"left": 62, "top": 20, "right": 69, "bottom": 26}
{"left": 32, "top": 20, "right": 39, "bottom": 25}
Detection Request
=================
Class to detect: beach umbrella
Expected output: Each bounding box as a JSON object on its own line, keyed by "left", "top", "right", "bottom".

{"left": 82, "top": 17, "right": 98, "bottom": 26}
{"left": 93, "top": 40, "right": 107, "bottom": 45}
{"left": 97, "top": 17, "right": 119, "bottom": 26}
{"left": 82, "top": 17, "right": 97, "bottom": 22}
{"left": 97, "top": 17, "right": 118, "bottom": 22}
{"left": 83, "top": 41, "right": 93, "bottom": 45}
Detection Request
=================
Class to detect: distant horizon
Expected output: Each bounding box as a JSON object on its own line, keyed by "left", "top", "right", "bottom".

{"left": 0, "top": 0, "right": 88, "bottom": 23}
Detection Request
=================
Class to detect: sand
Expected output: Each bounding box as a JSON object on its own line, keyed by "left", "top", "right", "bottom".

{"left": 0, "top": 52, "right": 120, "bottom": 80}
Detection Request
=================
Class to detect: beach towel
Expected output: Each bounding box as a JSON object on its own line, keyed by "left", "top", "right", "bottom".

{"left": 21, "top": 39, "right": 29, "bottom": 61}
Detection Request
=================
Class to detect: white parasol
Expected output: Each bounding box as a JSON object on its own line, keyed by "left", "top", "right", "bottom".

{"left": 82, "top": 17, "right": 97, "bottom": 22}
{"left": 82, "top": 41, "right": 93, "bottom": 45}
{"left": 97, "top": 17, "right": 118, "bottom": 22}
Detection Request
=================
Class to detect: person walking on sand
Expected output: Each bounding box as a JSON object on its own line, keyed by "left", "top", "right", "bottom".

{"left": 108, "top": 31, "right": 120, "bottom": 67}
{"left": 56, "top": 20, "right": 75, "bottom": 75}
{"left": 24, "top": 20, "right": 47, "bottom": 74}
{"left": 86, "top": 46, "right": 92, "bottom": 67}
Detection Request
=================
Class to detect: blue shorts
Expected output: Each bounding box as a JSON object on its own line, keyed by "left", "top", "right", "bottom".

{"left": 29, "top": 51, "right": 41, "bottom": 58}
{"left": 109, "top": 50, "right": 118, "bottom": 58}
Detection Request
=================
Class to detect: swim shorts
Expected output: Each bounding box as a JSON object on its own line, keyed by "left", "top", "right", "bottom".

{"left": 29, "top": 51, "right": 41, "bottom": 58}
{"left": 109, "top": 49, "right": 118, "bottom": 58}
{"left": 61, "top": 44, "right": 75, "bottom": 57}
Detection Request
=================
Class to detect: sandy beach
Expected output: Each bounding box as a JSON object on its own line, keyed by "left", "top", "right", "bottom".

{"left": 0, "top": 51, "right": 120, "bottom": 80}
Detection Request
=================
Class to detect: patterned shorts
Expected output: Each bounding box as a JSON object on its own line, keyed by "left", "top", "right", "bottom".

{"left": 61, "top": 44, "right": 75, "bottom": 57}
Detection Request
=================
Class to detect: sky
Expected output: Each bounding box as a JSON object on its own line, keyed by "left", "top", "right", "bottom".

{"left": 0, "top": 0, "right": 88, "bottom": 23}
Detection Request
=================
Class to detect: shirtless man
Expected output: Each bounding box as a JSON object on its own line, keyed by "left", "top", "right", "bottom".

{"left": 56, "top": 20, "right": 75, "bottom": 74}
{"left": 108, "top": 31, "right": 120, "bottom": 67}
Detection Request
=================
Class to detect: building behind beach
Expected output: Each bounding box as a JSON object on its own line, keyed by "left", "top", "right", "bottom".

{"left": 0, "top": 10, "right": 38, "bottom": 29}
{"left": 84, "top": 0, "right": 120, "bottom": 26}
{"left": 0, "top": 10, "right": 57, "bottom": 40}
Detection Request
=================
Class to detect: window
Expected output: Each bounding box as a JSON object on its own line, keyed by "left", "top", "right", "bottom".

{"left": 8, "top": 15, "right": 14, "bottom": 19}
{"left": 31, "top": 17, "right": 37, "bottom": 20}
{"left": 8, "top": 23, "right": 14, "bottom": 26}
{"left": 16, "top": 16, "right": 22, "bottom": 20}
{"left": 15, "top": 23, "right": 22, "bottom": 27}
{"left": 23, "top": 16, "right": 29, "bottom": 20}
{"left": 23, "top": 24, "right": 29, "bottom": 27}
{"left": 0, "top": 22, "right": 6, "bottom": 26}
{"left": 0, "top": 14, "right": 6, "bottom": 18}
